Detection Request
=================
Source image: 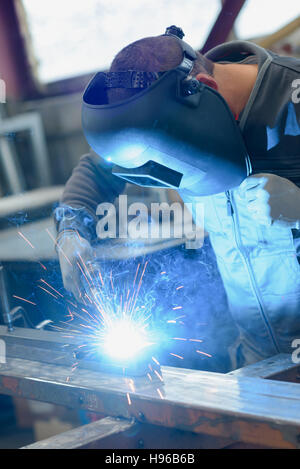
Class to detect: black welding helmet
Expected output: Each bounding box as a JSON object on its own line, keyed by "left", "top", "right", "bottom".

{"left": 82, "top": 26, "right": 251, "bottom": 196}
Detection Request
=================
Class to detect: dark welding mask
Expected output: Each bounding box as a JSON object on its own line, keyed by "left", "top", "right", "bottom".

{"left": 82, "top": 26, "right": 251, "bottom": 196}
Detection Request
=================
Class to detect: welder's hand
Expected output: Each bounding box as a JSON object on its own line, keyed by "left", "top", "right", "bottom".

{"left": 57, "top": 231, "right": 94, "bottom": 301}
{"left": 238, "top": 173, "right": 300, "bottom": 228}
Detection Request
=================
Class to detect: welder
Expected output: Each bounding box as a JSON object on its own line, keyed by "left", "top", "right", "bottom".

{"left": 55, "top": 26, "right": 300, "bottom": 368}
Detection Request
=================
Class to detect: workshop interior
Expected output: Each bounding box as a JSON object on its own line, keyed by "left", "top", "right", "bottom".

{"left": 0, "top": 0, "right": 300, "bottom": 450}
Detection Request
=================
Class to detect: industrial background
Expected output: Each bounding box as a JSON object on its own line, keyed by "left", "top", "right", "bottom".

{"left": 0, "top": 0, "right": 300, "bottom": 450}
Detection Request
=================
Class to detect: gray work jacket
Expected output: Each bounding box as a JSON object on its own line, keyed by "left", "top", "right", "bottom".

{"left": 181, "top": 41, "right": 300, "bottom": 363}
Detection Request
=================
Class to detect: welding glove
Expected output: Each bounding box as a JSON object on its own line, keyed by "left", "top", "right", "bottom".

{"left": 238, "top": 173, "right": 300, "bottom": 229}
{"left": 57, "top": 230, "right": 95, "bottom": 301}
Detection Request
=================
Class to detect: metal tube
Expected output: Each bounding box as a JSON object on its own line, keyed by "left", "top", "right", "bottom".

{"left": 0, "top": 263, "right": 14, "bottom": 331}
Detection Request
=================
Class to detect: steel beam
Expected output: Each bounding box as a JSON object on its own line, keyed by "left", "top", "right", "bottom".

{"left": 0, "top": 327, "right": 300, "bottom": 448}
{"left": 229, "top": 353, "right": 300, "bottom": 382}
{"left": 0, "top": 355, "right": 300, "bottom": 448}
{"left": 23, "top": 417, "right": 233, "bottom": 449}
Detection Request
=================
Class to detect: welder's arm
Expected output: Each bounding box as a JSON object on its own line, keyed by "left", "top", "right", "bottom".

{"left": 55, "top": 153, "right": 126, "bottom": 299}
{"left": 57, "top": 152, "right": 126, "bottom": 241}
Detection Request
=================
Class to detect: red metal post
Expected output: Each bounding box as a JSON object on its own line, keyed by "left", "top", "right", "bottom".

{"left": 201, "top": 0, "right": 247, "bottom": 54}
{"left": 0, "top": 0, "right": 36, "bottom": 100}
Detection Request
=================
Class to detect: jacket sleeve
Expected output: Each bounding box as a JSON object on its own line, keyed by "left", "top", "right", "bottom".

{"left": 55, "top": 152, "right": 126, "bottom": 242}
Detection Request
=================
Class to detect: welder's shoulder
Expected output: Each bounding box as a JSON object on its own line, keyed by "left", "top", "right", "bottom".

{"left": 269, "top": 51, "right": 300, "bottom": 73}
{"left": 78, "top": 151, "right": 112, "bottom": 172}
{"left": 73, "top": 151, "right": 126, "bottom": 194}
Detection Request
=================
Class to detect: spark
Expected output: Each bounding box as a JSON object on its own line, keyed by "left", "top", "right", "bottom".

{"left": 13, "top": 295, "right": 36, "bottom": 306}
{"left": 38, "top": 285, "right": 59, "bottom": 300}
{"left": 98, "top": 271, "right": 104, "bottom": 286}
{"left": 84, "top": 293, "right": 93, "bottom": 304}
{"left": 174, "top": 315, "right": 186, "bottom": 320}
{"left": 127, "top": 379, "right": 136, "bottom": 393}
{"left": 156, "top": 388, "right": 164, "bottom": 399}
{"left": 126, "top": 393, "right": 132, "bottom": 406}
{"left": 18, "top": 231, "right": 35, "bottom": 249}
{"left": 77, "top": 261, "right": 92, "bottom": 289}
{"left": 110, "top": 270, "right": 114, "bottom": 292}
{"left": 152, "top": 356, "right": 160, "bottom": 366}
{"left": 196, "top": 350, "right": 212, "bottom": 358}
{"left": 44, "top": 260, "right": 156, "bottom": 371}
{"left": 133, "top": 263, "right": 140, "bottom": 287}
{"left": 154, "top": 370, "right": 164, "bottom": 382}
{"left": 15, "top": 245, "right": 209, "bottom": 382}
{"left": 170, "top": 353, "right": 184, "bottom": 360}
{"left": 79, "top": 324, "right": 94, "bottom": 330}
{"left": 40, "top": 279, "right": 64, "bottom": 298}
{"left": 46, "top": 228, "right": 72, "bottom": 266}
{"left": 72, "top": 361, "right": 79, "bottom": 369}
{"left": 78, "top": 253, "right": 93, "bottom": 284}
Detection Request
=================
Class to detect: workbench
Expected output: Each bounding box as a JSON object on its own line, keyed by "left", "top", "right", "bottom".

{"left": 0, "top": 326, "right": 299, "bottom": 449}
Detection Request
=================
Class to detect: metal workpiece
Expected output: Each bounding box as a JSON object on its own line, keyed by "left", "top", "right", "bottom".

{"left": 0, "top": 263, "right": 14, "bottom": 331}
{"left": 0, "top": 325, "right": 80, "bottom": 367}
{"left": 22, "top": 417, "right": 232, "bottom": 450}
{"left": 0, "top": 327, "right": 300, "bottom": 449}
{"left": 0, "top": 357, "right": 300, "bottom": 448}
{"left": 0, "top": 326, "right": 161, "bottom": 377}
{"left": 228, "top": 353, "right": 300, "bottom": 382}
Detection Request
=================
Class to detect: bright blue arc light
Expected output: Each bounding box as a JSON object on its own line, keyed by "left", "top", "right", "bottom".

{"left": 103, "top": 319, "right": 151, "bottom": 361}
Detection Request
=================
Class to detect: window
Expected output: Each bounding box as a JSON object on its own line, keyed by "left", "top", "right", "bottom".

{"left": 235, "top": 0, "right": 300, "bottom": 40}
{"left": 22, "top": 0, "right": 220, "bottom": 83}
{"left": 22, "top": 0, "right": 300, "bottom": 84}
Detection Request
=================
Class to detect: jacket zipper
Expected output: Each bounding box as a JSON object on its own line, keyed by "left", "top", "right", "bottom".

{"left": 225, "top": 190, "right": 280, "bottom": 353}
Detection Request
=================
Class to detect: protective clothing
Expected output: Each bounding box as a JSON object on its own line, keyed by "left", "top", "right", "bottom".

{"left": 180, "top": 40, "right": 300, "bottom": 364}
{"left": 57, "top": 230, "right": 94, "bottom": 302}
{"left": 184, "top": 187, "right": 300, "bottom": 364}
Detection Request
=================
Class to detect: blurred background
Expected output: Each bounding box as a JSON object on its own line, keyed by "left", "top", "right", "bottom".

{"left": 0, "top": 0, "right": 299, "bottom": 448}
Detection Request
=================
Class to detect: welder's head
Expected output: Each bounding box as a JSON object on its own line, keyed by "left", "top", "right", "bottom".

{"left": 107, "top": 35, "right": 216, "bottom": 104}
{"left": 82, "top": 26, "right": 250, "bottom": 196}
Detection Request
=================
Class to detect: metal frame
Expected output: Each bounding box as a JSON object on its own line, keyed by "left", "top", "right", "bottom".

{"left": 0, "top": 326, "right": 299, "bottom": 449}
{"left": 0, "top": 112, "right": 51, "bottom": 194}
